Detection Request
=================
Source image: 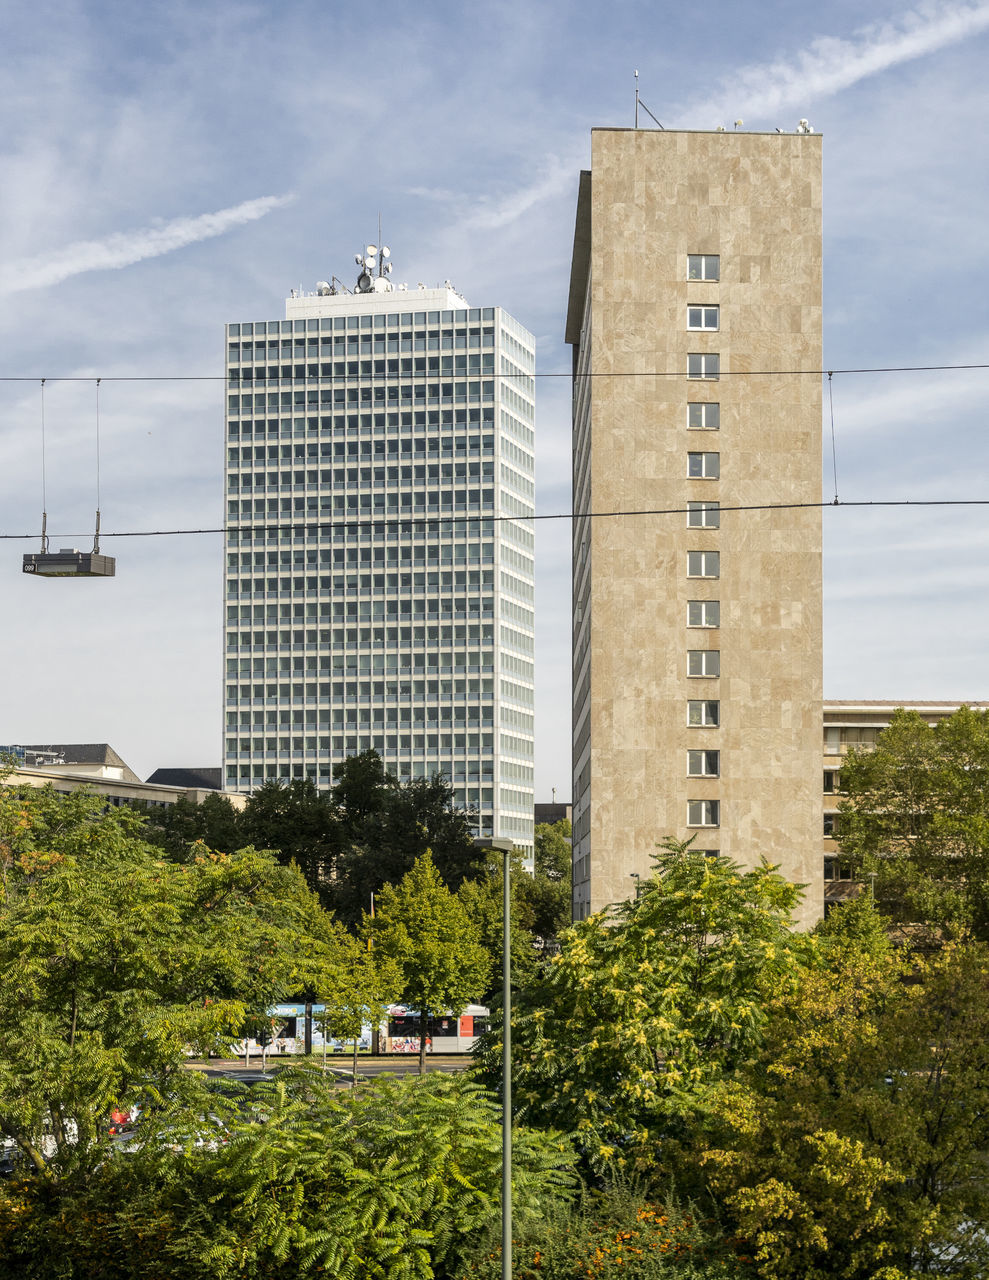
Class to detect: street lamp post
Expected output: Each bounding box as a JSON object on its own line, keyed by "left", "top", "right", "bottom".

{"left": 475, "top": 836, "right": 516, "bottom": 1280}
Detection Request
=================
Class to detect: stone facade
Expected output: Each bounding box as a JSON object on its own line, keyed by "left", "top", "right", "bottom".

{"left": 568, "top": 128, "right": 823, "bottom": 928}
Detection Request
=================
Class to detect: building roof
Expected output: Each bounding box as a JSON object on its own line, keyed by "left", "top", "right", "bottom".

{"left": 824, "top": 700, "right": 989, "bottom": 711}
{"left": 8, "top": 743, "right": 141, "bottom": 783}
{"left": 145, "top": 767, "right": 223, "bottom": 790}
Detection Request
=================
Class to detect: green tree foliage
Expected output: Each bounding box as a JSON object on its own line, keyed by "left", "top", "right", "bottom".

{"left": 516, "top": 819, "right": 573, "bottom": 949}
{"left": 691, "top": 897, "right": 989, "bottom": 1280}
{"left": 457, "top": 850, "right": 540, "bottom": 1000}
{"left": 129, "top": 752, "right": 489, "bottom": 930}
{"left": 0, "top": 1070, "right": 575, "bottom": 1280}
{"left": 371, "top": 851, "right": 491, "bottom": 1073}
{"left": 0, "top": 781, "right": 344, "bottom": 1183}
{"left": 330, "top": 755, "right": 487, "bottom": 928}
{"left": 476, "top": 841, "right": 809, "bottom": 1168}
{"left": 137, "top": 791, "right": 244, "bottom": 858}
{"left": 837, "top": 705, "right": 989, "bottom": 941}
{"left": 239, "top": 776, "right": 338, "bottom": 892}
{"left": 319, "top": 934, "right": 401, "bottom": 1083}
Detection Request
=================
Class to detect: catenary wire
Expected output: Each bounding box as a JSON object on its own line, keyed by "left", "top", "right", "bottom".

{"left": 2, "top": 362, "right": 989, "bottom": 383}
{"left": 827, "top": 371, "right": 839, "bottom": 504}
{"left": 3, "top": 498, "right": 989, "bottom": 542}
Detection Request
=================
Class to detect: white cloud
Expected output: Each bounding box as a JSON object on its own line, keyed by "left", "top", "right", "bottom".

{"left": 0, "top": 194, "right": 295, "bottom": 295}
{"left": 408, "top": 152, "right": 577, "bottom": 233}
{"left": 672, "top": 2, "right": 989, "bottom": 127}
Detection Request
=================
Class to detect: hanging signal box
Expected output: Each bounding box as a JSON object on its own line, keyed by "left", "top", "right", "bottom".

{"left": 23, "top": 548, "right": 116, "bottom": 578}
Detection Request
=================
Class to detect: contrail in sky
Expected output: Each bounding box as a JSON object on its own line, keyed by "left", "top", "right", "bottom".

{"left": 672, "top": 2, "right": 989, "bottom": 127}
{"left": 0, "top": 194, "right": 294, "bottom": 295}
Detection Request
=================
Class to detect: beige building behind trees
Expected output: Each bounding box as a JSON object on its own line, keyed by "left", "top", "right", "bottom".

{"left": 567, "top": 128, "right": 823, "bottom": 927}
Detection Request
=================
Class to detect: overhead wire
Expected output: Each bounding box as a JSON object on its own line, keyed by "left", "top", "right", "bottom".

{"left": 3, "top": 498, "right": 989, "bottom": 542}
{"left": 1, "top": 360, "right": 989, "bottom": 382}
{"left": 4, "top": 359, "right": 987, "bottom": 543}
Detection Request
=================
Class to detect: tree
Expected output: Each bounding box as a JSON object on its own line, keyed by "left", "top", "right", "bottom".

{"left": 837, "top": 705, "right": 989, "bottom": 941}
{"left": 240, "top": 777, "right": 338, "bottom": 894}
{"left": 476, "top": 840, "right": 811, "bottom": 1168}
{"left": 458, "top": 851, "right": 540, "bottom": 1001}
{"left": 370, "top": 851, "right": 491, "bottom": 1073}
{"left": 331, "top": 748, "right": 392, "bottom": 834}
{"left": 692, "top": 900, "right": 989, "bottom": 1280}
{"left": 0, "top": 780, "right": 344, "bottom": 1183}
{"left": 318, "top": 934, "right": 400, "bottom": 1085}
{"left": 330, "top": 758, "right": 487, "bottom": 928}
{"left": 516, "top": 819, "right": 572, "bottom": 950}
{"left": 138, "top": 791, "right": 244, "bottom": 858}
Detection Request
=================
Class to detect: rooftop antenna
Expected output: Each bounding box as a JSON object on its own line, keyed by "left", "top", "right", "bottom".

{"left": 633, "top": 70, "right": 664, "bottom": 130}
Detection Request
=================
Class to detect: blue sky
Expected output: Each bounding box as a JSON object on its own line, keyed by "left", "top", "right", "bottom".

{"left": 2, "top": 0, "right": 989, "bottom": 794}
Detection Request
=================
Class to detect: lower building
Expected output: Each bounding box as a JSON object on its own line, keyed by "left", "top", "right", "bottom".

{"left": 3, "top": 743, "right": 245, "bottom": 811}
{"left": 821, "top": 701, "right": 989, "bottom": 912}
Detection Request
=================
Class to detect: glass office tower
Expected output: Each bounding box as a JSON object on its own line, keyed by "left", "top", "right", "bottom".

{"left": 223, "top": 256, "right": 535, "bottom": 857}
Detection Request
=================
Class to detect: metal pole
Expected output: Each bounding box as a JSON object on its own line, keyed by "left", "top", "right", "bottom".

{"left": 502, "top": 843, "right": 512, "bottom": 1280}
{"left": 473, "top": 836, "right": 515, "bottom": 1280}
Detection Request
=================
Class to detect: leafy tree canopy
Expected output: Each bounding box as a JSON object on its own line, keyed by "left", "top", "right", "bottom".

{"left": 476, "top": 840, "right": 811, "bottom": 1168}
{"left": 458, "top": 850, "right": 541, "bottom": 1001}
{"left": 239, "top": 776, "right": 338, "bottom": 890}
{"left": 516, "top": 819, "right": 573, "bottom": 950}
{"left": 693, "top": 899, "right": 989, "bottom": 1280}
{"left": 329, "top": 758, "right": 487, "bottom": 928}
{"left": 138, "top": 790, "right": 244, "bottom": 859}
{"left": 837, "top": 705, "right": 989, "bottom": 941}
{"left": 0, "top": 781, "right": 347, "bottom": 1183}
{"left": 370, "top": 851, "right": 491, "bottom": 1072}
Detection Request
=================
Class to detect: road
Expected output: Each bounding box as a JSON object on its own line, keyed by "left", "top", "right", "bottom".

{"left": 188, "top": 1055, "right": 473, "bottom": 1084}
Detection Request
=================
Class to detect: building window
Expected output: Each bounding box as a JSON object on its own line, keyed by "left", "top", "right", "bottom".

{"left": 688, "top": 453, "right": 720, "bottom": 479}
{"left": 688, "top": 749, "right": 720, "bottom": 776}
{"left": 824, "top": 857, "right": 853, "bottom": 882}
{"left": 823, "top": 813, "right": 837, "bottom": 837}
{"left": 688, "top": 600, "right": 720, "bottom": 627}
{"left": 687, "top": 650, "right": 720, "bottom": 677}
{"left": 823, "top": 769, "right": 840, "bottom": 794}
{"left": 687, "top": 305, "right": 719, "bottom": 331}
{"left": 697, "top": 848, "right": 720, "bottom": 859}
{"left": 688, "top": 502, "right": 720, "bottom": 528}
{"left": 687, "top": 799, "right": 720, "bottom": 827}
{"left": 687, "top": 550, "right": 720, "bottom": 577}
{"left": 688, "top": 353, "right": 720, "bottom": 380}
{"left": 688, "top": 700, "right": 720, "bottom": 726}
{"left": 688, "top": 402, "right": 720, "bottom": 430}
{"left": 688, "top": 254, "right": 720, "bottom": 281}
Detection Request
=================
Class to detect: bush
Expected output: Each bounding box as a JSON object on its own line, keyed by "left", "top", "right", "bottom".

{"left": 454, "top": 1183, "right": 747, "bottom": 1280}
{"left": 0, "top": 1069, "right": 575, "bottom": 1280}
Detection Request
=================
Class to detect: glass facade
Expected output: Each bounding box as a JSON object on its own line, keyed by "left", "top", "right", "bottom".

{"left": 222, "top": 285, "right": 535, "bottom": 856}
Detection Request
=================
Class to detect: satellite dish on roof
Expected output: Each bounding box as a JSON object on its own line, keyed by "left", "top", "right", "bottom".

{"left": 365, "top": 244, "right": 377, "bottom": 255}
{"left": 357, "top": 272, "right": 372, "bottom": 292}
{"left": 316, "top": 280, "right": 332, "bottom": 295}
{"left": 380, "top": 246, "right": 390, "bottom": 259}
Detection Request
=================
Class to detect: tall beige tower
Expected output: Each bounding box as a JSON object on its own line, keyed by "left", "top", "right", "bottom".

{"left": 566, "top": 128, "right": 823, "bottom": 928}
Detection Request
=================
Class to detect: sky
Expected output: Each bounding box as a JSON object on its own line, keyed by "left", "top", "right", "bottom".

{"left": 2, "top": 0, "right": 989, "bottom": 797}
